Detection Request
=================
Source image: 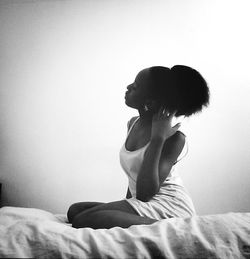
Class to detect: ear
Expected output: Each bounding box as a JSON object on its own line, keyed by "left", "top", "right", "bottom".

{"left": 144, "top": 99, "right": 154, "bottom": 110}
{"left": 145, "top": 99, "right": 160, "bottom": 112}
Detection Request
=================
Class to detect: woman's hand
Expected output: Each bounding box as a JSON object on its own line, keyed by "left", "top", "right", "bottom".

{"left": 151, "top": 107, "right": 181, "bottom": 141}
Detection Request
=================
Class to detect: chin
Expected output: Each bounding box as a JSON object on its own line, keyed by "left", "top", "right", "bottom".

{"left": 125, "top": 99, "right": 136, "bottom": 109}
{"left": 125, "top": 99, "right": 132, "bottom": 107}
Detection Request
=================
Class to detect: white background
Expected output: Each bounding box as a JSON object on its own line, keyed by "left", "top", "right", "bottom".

{"left": 0, "top": 0, "right": 250, "bottom": 215}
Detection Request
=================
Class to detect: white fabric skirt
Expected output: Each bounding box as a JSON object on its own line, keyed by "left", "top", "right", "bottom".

{"left": 125, "top": 183, "right": 196, "bottom": 220}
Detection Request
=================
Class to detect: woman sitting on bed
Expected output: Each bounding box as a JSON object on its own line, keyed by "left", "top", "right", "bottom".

{"left": 67, "top": 65, "right": 210, "bottom": 229}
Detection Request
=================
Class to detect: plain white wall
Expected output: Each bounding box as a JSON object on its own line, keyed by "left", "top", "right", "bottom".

{"left": 0, "top": 0, "right": 250, "bottom": 215}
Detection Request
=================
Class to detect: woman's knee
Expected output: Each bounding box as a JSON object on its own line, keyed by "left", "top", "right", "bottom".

{"left": 67, "top": 203, "right": 79, "bottom": 223}
{"left": 72, "top": 210, "right": 118, "bottom": 229}
{"left": 67, "top": 202, "right": 105, "bottom": 223}
{"left": 71, "top": 212, "right": 88, "bottom": 228}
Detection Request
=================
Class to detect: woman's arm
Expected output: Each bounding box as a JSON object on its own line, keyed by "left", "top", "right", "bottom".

{"left": 136, "top": 137, "right": 165, "bottom": 202}
{"left": 158, "top": 132, "right": 185, "bottom": 185}
{"left": 136, "top": 133, "right": 185, "bottom": 202}
{"left": 136, "top": 108, "right": 184, "bottom": 202}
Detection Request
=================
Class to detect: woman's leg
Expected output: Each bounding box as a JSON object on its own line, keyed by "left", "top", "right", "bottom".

{"left": 73, "top": 210, "right": 157, "bottom": 229}
{"left": 67, "top": 202, "right": 105, "bottom": 223}
{"left": 71, "top": 200, "right": 158, "bottom": 229}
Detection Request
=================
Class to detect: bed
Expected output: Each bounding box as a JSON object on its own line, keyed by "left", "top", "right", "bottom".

{"left": 0, "top": 206, "right": 249, "bottom": 258}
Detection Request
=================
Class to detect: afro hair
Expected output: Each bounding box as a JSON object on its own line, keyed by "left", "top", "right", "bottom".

{"left": 148, "top": 65, "right": 210, "bottom": 117}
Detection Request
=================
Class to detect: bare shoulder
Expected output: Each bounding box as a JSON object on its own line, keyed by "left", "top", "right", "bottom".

{"left": 167, "top": 130, "right": 186, "bottom": 148}
{"left": 175, "top": 130, "right": 186, "bottom": 142}
{"left": 162, "top": 131, "right": 186, "bottom": 163}
{"left": 127, "top": 116, "right": 139, "bottom": 130}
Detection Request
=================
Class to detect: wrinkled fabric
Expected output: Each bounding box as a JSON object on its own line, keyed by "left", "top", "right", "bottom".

{"left": 0, "top": 206, "right": 250, "bottom": 259}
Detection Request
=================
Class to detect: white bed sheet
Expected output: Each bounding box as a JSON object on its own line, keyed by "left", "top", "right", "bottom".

{"left": 0, "top": 206, "right": 250, "bottom": 258}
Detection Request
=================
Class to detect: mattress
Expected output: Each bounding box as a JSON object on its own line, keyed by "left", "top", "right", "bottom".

{"left": 0, "top": 206, "right": 249, "bottom": 258}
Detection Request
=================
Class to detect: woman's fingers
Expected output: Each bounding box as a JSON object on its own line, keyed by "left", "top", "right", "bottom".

{"left": 162, "top": 109, "right": 176, "bottom": 119}
{"left": 172, "top": 122, "right": 182, "bottom": 131}
{"left": 169, "top": 110, "right": 177, "bottom": 118}
{"left": 160, "top": 106, "right": 165, "bottom": 114}
{"left": 158, "top": 106, "right": 164, "bottom": 118}
{"left": 156, "top": 107, "right": 177, "bottom": 120}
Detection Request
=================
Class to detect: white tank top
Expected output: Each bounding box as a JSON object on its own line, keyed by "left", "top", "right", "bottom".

{"left": 119, "top": 117, "right": 189, "bottom": 197}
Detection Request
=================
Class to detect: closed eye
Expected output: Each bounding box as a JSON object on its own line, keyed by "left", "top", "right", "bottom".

{"left": 133, "top": 80, "right": 139, "bottom": 90}
{"left": 130, "top": 83, "right": 136, "bottom": 91}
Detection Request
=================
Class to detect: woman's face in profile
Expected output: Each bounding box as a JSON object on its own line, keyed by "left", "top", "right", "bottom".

{"left": 125, "top": 68, "right": 153, "bottom": 109}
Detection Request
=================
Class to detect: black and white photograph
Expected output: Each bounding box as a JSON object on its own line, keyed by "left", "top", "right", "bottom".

{"left": 0, "top": 0, "right": 250, "bottom": 258}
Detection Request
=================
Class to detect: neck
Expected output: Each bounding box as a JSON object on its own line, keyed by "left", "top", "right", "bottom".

{"left": 138, "top": 108, "right": 154, "bottom": 126}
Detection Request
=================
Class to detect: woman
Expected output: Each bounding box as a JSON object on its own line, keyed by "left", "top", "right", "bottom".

{"left": 67, "top": 65, "right": 210, "bottom": 229}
